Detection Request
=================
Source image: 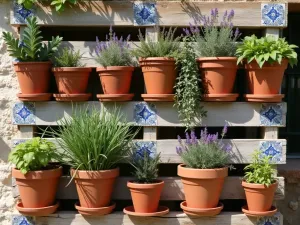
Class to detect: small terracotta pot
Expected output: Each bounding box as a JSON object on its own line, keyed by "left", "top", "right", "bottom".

{"left": 52, "top": 67, "right": 91, "bottom": 94}
{"left": 197, "top": 57, "right": 238, "bottom": 96}
{"left": 139, "top": 57, "right": 176, "bottom": 94}
{"left": 177, "top": 164, "right": 228, "bottom": 208}
{"left": 96, "top": 66, "right": 133, "bottom": 94}
{"left": 245, "top": 60, "right": 288, "bottom": 95}
{"left": 14, "top": 61, "right": 52, "bottom": 94}
{"left": 12, "top": 167, "right": 62, "bottom": 208}
{"left": 127, "top": 180, "right": 164, "bottom": 213}
{"left": 71, "top": 168, "right": 119, "bottom": 208}
{"left": 242, "top": 181, "right": 278, "bottom": 212}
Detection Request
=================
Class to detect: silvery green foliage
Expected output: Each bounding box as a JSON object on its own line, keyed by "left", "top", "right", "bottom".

{"left": 54, "top": 47, "right": 84, "bottom": 67}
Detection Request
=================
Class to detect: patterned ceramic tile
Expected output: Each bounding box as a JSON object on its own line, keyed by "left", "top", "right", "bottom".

{"left": 134, "top": 141, "right": 157, "bottom": 158}
{"left": 13, "top": 139, "right": 26, "bottom": 147}
{"left": 134, "top": 102, "right": 157, "bottom": 126}
{"left": 12, "top": 215, "right": 34, "bottom": 225}
{"left": 260, "top": 104, "right": 283, "bottom": 126}
{"left": 133, "top": 2, "right": 157, "bottom": 26}
{"left": 260, "top": 141, "right": 283, "bottom": 163}
{"left": 12, "top": 1, "right": 36, "bottom": 25}
{"left": 257, "top": 214, "right": 280, "bottom": 225}
{"left": 12, "top": 102, "right": 36, "bottom": 125}
{"left": 261, "top": 3, "right": 286, "bottom": 27}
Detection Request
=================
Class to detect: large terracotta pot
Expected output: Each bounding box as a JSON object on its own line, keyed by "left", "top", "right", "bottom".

{"left": 96, "top": 66, "right": 133, "bottom": 94}
{"left": 177, "top": 164, "right": 228, "bottom": 208}
{"left": 127, "top": 180, "right": 164, "bottom": 213}
{"left": 197, "top": 57, "right": 238, "bottom": 101}
{"left": 12, "top": 167, "right": 62, "bottom": 208}
{"left": 14, "top": 61, "right": 52, "bottom": 94}
{"left": 242, "top": 181, "right": 278, "bottom": 212}
{"left": 71, "top": 168, "right": 119, "bottom": 208}
{"left": 52, "top": 67, "right": 91, "bottom": 94}
{"left": 139, "top": 57, "right": 176, "bottom": 94}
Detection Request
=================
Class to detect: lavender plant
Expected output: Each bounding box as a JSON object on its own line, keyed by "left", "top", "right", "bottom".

{"left": 176, "top": 125, "right": 231, "bottom": 169}
{"left": 184, "top": 9, "right": 241, "bottom": 57}
{"left": 95, "top": 26, "right": 134, "bottom": 67}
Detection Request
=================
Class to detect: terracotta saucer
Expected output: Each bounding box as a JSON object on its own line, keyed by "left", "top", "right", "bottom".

{"left": 97, "top": 94, "right": 134, "bottom": 102}
{"left": 123, "top": 206, "right": 169, "bottom": 217}
{"left": 242, "top": 205, "right": 277, "bottom": 217}
{"left": 75, "top": 202, "right": 116, "bottom": 216}
{"left": 17, "top": 93, "right": 52, "bottom": 101}
{"left": 180, "top": 201, "right": 223, "bottom": 217}
{"left": 141, "top": 94, "right": 174, "bottom": 102}
{"left": 53, "top": 93, "right": 91, "bottom": 102}
{"left": 16, "top": 201, "right": 59, "bottom": 216}
{"left": 203, "top": 93, "right": 239, "bottom": 102}
{"left": 244, "top": 94, "right": 284, "bottom": 102}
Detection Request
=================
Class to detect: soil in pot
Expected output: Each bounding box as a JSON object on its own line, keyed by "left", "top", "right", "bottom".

{"left": 71, "top": 168, "right": 119, "bottom": 209}
{"left": 127, "top": 180, "right": 164, "bottom": 213}
{"left": 12, "top": 166, "right": 62, "bottom": 208}
{"left": 177, "top": 164, "right": 228, "bottom": 209}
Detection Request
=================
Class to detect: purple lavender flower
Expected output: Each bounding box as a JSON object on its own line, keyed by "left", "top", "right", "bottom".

{"left": 234, "top": 28, "right": 240, "bottom": 39}
{"left": 176, "top": 146, "right": 183, "bottom": 155}
{"left": 186, "top": 132, "right": 191, "bottom": 145}
{"left": 177, "top": 135, "right": 182, "bottom": 144}
{"left": 221, "top": 123, "right": 228, "bottom": 137}
{"left": 228, "top": 9, "right": 234, "bottom": 21}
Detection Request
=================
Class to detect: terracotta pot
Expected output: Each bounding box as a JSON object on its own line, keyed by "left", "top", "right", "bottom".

{"left": 12, "top": 167, "right": 62, "bottom": 208}
{"left": 52, "top": 67, "right": 91, "bottom": 94}
{"left": 71, "top": 168, "right": 119, "bottom": 208}
{"left": 245, "top": 60, "right": 288, "bottom": 95}
{"left": 96, "top": 66, "right": 133, "bottom": 94}
{"left": 14, "top": 61, "right": 52, "bottom": 94}
{"left": 177, "top": 164, "right": 228, "bottom": 208}
{"left": 139, "top": 57, "right": 176, "bottom": 94}
{"left": 127, "top": 180, "right": 164, "bottom": 213}
{"left": 197, "top": 57, "right": 238, "bottom": 95}
{"left": 242, "top": 181, "right": 278, "bottom": 212}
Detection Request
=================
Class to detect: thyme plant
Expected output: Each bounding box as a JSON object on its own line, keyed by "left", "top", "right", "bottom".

{"left": 54, "top": 47, "right": 83, "bottom": 67}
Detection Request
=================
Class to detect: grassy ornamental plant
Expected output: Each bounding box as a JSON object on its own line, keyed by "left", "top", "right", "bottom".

{"left": 236, "top": 35, "right": 298, "bottom": 68}
{"left": 54, "top": 47, "right": 84, "bottom": 67}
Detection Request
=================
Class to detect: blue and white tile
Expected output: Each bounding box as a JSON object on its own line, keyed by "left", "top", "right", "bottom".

{"left": 12, "top": 215, "right": 34, "bottom": 225}
{"left": 134, "top": 141, "right": 157, "bottom": 158}
{"left": 13, "top": 139, "right": 26, "bottom": 147}
{"left": 257, "top": 214, "right": 280, "bottom": 225}
{"left": 133, "top": 2, "right": 157, "bottom": 26}
{"left": 12, "top": 102, "right": 36, "bottom": 125}
{"left": 134, "top": 102, "right": 157, "bottom": 126}
{"left": 260, "top": 104, "right": 283, "bottom": 126}
{"left": 260, "top": 141, "right": 283, "bottom": 163}
{"left": 12, "top": 1, "right": 36, "bottom": 25}
{"left": 261, "top": 3, "right": 286, "bottom": 27}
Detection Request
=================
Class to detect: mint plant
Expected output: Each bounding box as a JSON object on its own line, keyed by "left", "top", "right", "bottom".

{"left": 244, "top": 150, "right": 276, "bottom": 186}
{"left": 236, "top": 35, "right": 298, "bottom": 68}
{"left": 54, "top": 47, "right": 83, "bottom": 67}
{"left": 3, "top": 16, "right": 62, "bottom": 62}
{"left": 8, "top": 138, "right": 56, "bottom": 174}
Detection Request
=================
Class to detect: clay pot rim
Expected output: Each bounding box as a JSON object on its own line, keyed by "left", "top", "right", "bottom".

{"left": 13, "top": 61, "right": 52, "bottom": 65}
{"left": 177, "top": 164, "right": 228, "bottom": 179}
{"left": 96, "top": 66, "right": 134, "bottom": 72}
{"left": 242, "top": 180, "right": 278, "bottom": 189}
{"left": 127, "top": 180, "right": 164, "bottom": 189}
{"left": 70, "top": 167, "right": 119, "bottom": 179}
{"left": 197, "top": 57, "right": 237, "bottom": 62}
{"left": 139, "top": 57, "right": 175, "bottom": 62}
{"left": 52, "top": 67, "right": 92, "bottom": 72}
{"left": 12, "top": 166, "right": 62, "bottom": 179}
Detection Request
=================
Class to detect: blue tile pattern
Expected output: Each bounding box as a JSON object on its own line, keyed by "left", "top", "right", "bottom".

{"left": 133, "top": 2, "right": 157, "bottom": 26}
{"left": 257, "top": 215, "right": 280, "bottom": 225}
{"left": 260, "top": 141, "right": 283, "bottom": 163}
{"left": 13, "top": 1, "right": 36, "bottom": 25}
{"left": 134, "top": 141, "right": 157, "bottom": 158}
{"left": 13, "top": 102, "right": 36, "bottom": 125}
{"left": 12, "top": 215, "right": 34, "bottom": 225}
{"left": 261, "top": 3, "right": 285, "bottom": 26}
{"left": 134, "top": 102, "right": 157, "bottom": 125}
{"left": 13, "top": 140, "right": 26, "bottom": 147}
{"left": 260, "top": 104, "right": 283, "bottom": 126}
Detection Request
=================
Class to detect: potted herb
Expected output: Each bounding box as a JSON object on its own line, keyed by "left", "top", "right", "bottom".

{"left": 177, "top": 126, "right": 231, "bottom": 216}
{"left": 133, "top": 27, "right": 181, "bottom": 101}
{"left": 242, "top": 150, "right": 278, "bottom": 216}
{"left": 52, "top": 47, "right": 92, "bottom": 101}
{"left": 8, "top": 138, "right": 62, "bottom": 216}
{"left": 3, "top": 16, "right": 62, "bottom": 101}
{"left": 186, "top": 9, "right": 240, "bottom": 102}
{"left": 236, "top": 35, "right": 298, "bottom": 102}
{"left": 124, "top": 150, "right": 169, "bottom": 216}
{"left": 51, "top": 107, "right": 137, "bottom": 216}
{"left": 95, "top": 27, "right": 134, "bottom": 101}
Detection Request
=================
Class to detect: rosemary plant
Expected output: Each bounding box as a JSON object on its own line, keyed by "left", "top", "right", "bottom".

{"left": 54, "top": 47, "right": 84, "bottom": 67}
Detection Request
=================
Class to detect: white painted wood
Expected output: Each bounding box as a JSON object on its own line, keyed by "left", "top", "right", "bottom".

{"left": 143, "top": 127, "right": 157, "bottom": 140}
{"left": 18, "top": 126, "right": 35, "bottom": 138}
{"left": 12, "top": 138, "right": 287, "bottom": 164}
{"left": 145, "top": 27, "right": 159, "bottom": 42}
{"left": 35, "top": 211, "right": 283, "bottom": 225}
{"left": 264, "top": 28, "right": 281, "bottom": 39}
{"left": 261, "top": 127, "right": 279, "bottom": 139}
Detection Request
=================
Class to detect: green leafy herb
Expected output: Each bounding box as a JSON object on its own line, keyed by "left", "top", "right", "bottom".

{"left": 19, "top": 0, "right": 77, "bottom": 12}
{"left": 54, "top": 47, "right": 83, "bottom": 67}
{"left": 8, "top": 138, "right": 56, "bottom": 174}
{"left": 236, "top": 35, "right": 298, "bottom": 68}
